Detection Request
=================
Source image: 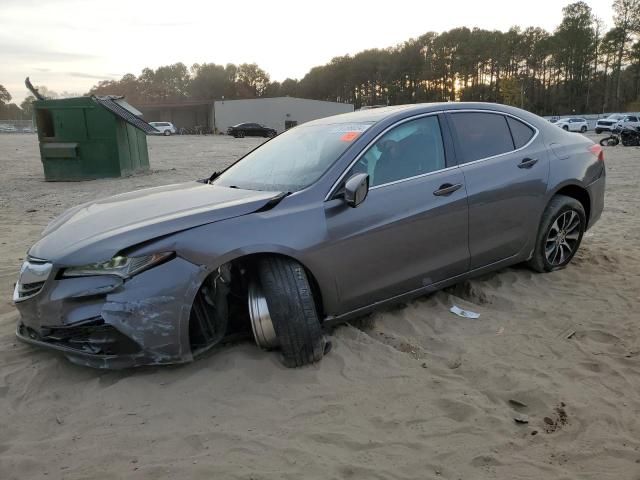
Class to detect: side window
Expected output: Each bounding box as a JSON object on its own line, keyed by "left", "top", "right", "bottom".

{"left": 506, "top": 116, "right": 535, "bottom": 149}
{"left": 449, "top": 112, "right": 514, "bottom": 163}
{"left": 346, "top": 116, "right": 446, "bottom": 187}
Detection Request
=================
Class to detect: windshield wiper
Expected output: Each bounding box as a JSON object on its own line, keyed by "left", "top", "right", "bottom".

{"left": 254, "top": 192, "right": 291, "bottom": 212}
{"left": 207, "top": 171, "right": 220, "bottom": 184}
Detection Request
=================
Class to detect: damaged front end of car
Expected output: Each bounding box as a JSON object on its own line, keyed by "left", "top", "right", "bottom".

{"left": 12, "top": 180, "right": 292, "bottom": 368}
{"left": 13, "top": 251, "right": 212, "bottom": 368}
{"left": 14, "top": 252, "right": 276, "bottom": 368}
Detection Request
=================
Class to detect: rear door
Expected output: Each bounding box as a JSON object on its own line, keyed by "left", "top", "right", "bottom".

{"left": 247, "top": 123, "right": 260, "bottom": 136}
{"left": 569, "top": 119, "right": 578, "bottom": 131}
{"left": 323, "top": 114, "right": 470, "bottom": 313}
{"left": 447, "top": 111, "right": 549, "bottom": 270}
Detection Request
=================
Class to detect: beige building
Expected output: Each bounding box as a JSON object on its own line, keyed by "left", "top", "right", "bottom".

{"left": 213, "top": 97, "right": 354, "bottom": 133}
{"left": 136, "top": 97, "right": 353, "bottom": 133}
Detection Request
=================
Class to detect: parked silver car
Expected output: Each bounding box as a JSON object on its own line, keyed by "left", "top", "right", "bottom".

{"left": 13, "top": 103, "right": 605, "bottom": 369}
{"left": 614, "top": 114, "right": 640, "bottom": 131}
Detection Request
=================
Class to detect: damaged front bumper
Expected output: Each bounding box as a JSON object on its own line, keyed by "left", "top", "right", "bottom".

{"left": 14, "top": 255, "right": 208, "bottom": 369}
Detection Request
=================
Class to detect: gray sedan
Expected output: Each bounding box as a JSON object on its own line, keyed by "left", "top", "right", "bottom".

{"left": 13, "top": 102, "right": 605, "bottom": 368}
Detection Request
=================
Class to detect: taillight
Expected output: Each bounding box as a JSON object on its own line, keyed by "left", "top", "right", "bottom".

{"left": 589, "top": 144, "right": 604, "bottom": 161}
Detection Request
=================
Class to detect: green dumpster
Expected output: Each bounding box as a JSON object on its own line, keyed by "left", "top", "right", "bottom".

{"left": 33, "top": 95, "right": 157, "bottom": 181}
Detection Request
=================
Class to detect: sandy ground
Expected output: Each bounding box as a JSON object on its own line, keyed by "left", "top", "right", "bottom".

{"left": 0, "top": 132, "right": 639, "bottom": 480}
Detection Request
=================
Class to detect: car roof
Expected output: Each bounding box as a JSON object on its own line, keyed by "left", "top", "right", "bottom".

{"left": 304, "top": 102, "right": 546, "bottom": 129}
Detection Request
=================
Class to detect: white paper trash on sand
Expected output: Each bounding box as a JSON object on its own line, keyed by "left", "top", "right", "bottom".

{"left": 450, "top": 305, "right": 481, "bottom": 319}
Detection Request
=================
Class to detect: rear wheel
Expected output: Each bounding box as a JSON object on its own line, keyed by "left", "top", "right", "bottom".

{"left": 163, "top": 130, "right": 171, "bottom": 136}
{"left": 528, "top": 195, "right": 586, "bottom": 273}
{"left": 580, "top": 126, "right": 587, "bottom": 133}
{"left": 595, "top": 128, "right": 602, "bottom": 134}
{"left": 563, "top": 125, "right": 569, "bottom": 131}
{"left": 251, "top": 257, "right": 330, "bottom": 367}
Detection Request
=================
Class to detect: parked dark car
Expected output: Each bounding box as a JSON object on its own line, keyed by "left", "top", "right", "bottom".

{"left": 227, "top": 123, "right": 277, "bottom": 138}
{"left": 13, "top": 103, "right": 605, "bottom": 369}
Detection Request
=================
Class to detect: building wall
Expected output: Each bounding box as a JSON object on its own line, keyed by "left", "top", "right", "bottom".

{"left": 213, "top": 97, "right": 354, "bottom": 133}
{"left": 138, "top": 105, "right": 211, "bottom": 130}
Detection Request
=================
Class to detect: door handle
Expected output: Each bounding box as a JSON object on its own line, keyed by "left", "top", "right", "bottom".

{"left": 433, "top": 183, "right": 463, "bottom": 196}
{"left": 518, "top": 157, "right": 538, "bottom": 169}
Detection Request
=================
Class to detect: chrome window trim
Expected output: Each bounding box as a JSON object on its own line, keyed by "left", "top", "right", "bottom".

{"left": 447, "top": 109, "right": 540, "bottom": 168}
{"left": 368, "top": 165, "right": 460, "bottom": 191}
{"left": 324, "top": 111, "right": 445, "bottom": 201}
{"left": 325, "top": 108, "right": 540, "bottom": 200}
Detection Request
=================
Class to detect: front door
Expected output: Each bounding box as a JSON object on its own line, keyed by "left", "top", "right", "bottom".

{"left": 323, "top": 114, "right": 470, "bottom": 314}
{"left": 447, "top": 111, "right": 550, "bottom": 269}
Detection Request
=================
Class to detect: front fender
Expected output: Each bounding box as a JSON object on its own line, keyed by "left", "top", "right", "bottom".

{"left": 127, "top": 210, "right": 340, "bottom": 318}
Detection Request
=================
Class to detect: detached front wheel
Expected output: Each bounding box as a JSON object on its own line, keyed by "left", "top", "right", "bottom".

{"left": 249, "top": 257, "right": 330, "bottom": 367}
{"left": 528, "top": 195, "right": 586, "bottom": 273}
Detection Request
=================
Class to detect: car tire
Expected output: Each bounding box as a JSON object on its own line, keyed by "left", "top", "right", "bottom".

{"left": 595, "top": 128, "right": 602, "bottom": 134}
{"left": 562, "top": 125, "right": 569, "bottom": 131}
{"left": 256, "top": 257, "right": 330, "bottom": 367}
{"left": 600, "top": 136, "right": 619, "bottom": 146}
{"left": 164, "top": 130, "right": 171, "bottom": 136}
{"left": 527, "top": 195, "right": 586, "bottom": 273}
{"left": 581, "top": 126, "right": 587, "bottom": 133}
{"left": 238, "top": 131, "right": 245, "bottom": 138}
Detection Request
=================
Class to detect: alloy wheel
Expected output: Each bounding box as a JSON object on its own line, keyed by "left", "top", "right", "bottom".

{"left": 545, "top": 210, "right": 582, "bottom": 266}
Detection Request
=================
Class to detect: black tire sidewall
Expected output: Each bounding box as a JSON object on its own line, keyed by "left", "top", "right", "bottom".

{"left": 257, "top": 257, "right": 327, "bottom": 367}
{"left": 532, "top": 197, "right": 586, "bottom": 272}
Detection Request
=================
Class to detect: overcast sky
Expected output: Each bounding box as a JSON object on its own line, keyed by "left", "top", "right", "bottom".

{"left": 1, "top": 0, "right": 615, "bottom": 103}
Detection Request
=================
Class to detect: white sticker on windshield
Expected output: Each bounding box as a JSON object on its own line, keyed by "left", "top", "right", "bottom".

{"left": 329, "top": 123, "right": 372, "bottom": 133}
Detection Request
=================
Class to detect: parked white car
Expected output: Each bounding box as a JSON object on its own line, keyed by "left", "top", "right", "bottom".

{"left": 595, "top": 114, "right": 626, "bottom": 133}
{"left": 0, "top": 124, "right": 18, "bottom": 133}
{"left": 555, "top": 117, "right": 588, "bottom": 133}
{"left": 149, "top": 121, "right": 177, "bottom": 136}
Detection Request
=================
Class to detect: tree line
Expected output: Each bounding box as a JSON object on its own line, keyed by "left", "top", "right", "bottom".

{"left": 2, "top": 0, "right": 639, "bottom": 120}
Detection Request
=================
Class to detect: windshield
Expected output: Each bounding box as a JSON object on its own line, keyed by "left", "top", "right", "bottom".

{"left": 214, "top": 122, "right": 373, "bottom": 192}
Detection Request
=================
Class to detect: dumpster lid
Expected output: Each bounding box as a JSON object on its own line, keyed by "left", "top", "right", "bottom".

{"left": 92, "top": 95, "right": 159, "bottom": 134}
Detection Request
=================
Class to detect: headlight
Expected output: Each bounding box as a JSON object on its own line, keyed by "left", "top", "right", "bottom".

{"left": 62, "top": 252, "right": 173, "bottom": 278}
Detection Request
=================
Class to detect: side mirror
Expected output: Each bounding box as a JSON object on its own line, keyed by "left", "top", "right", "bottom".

{"left": 344, "top": 173, "right": 369, "bottom": 208}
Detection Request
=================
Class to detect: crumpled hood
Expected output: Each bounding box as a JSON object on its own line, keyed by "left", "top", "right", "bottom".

{"left": 30, "top": 182, "right": 280, "bottom": 265}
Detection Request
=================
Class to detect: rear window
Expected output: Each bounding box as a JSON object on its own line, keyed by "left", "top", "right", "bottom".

{"left": 449, "top": 112, "right": 514, "bottom": 163}
{"left": 506, "top": 117, "right": 535, "bottom": 149}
